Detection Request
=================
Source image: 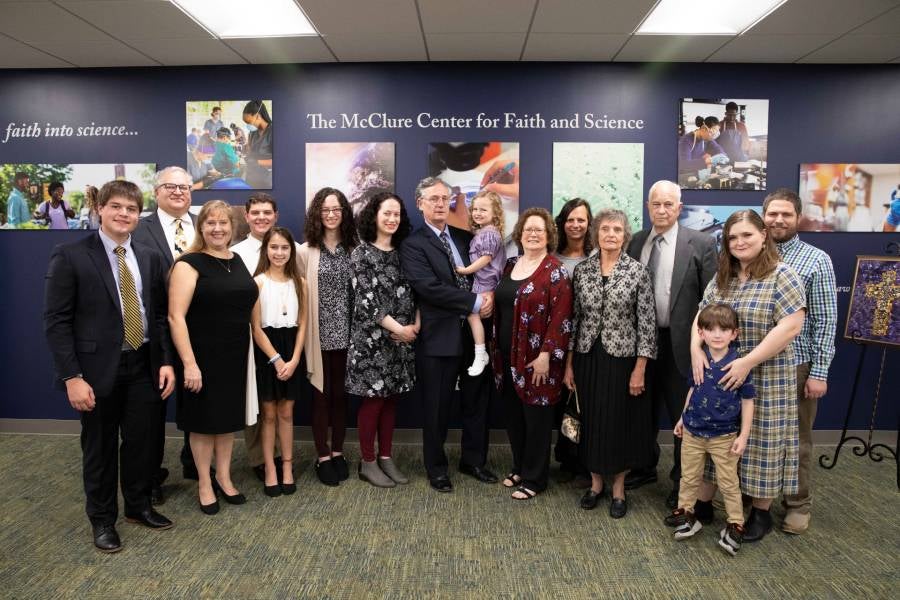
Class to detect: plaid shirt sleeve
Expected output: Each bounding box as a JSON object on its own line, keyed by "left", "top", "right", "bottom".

{"left": 807, "top": 252, "right": 837, "bottom": 380}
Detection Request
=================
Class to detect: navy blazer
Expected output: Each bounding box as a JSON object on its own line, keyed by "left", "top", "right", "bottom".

{"left": 43, "top": 232, "right": 173, "bottom": 398}
{"left": 132, "top": 211, "right": 198, "bottom": 270}
{"left": 400, "top": 224, "right": 477, "bottom": 357}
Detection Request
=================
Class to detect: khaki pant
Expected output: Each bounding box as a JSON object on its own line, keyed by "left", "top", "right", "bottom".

{"left": 784, "top": 362, "right": 815, "bottom": 514}
{"left": 679, "top": 430, "right": 743, "bottom": 524}
{"left": 244, "top": 423, "right": 280, "bottom": 468}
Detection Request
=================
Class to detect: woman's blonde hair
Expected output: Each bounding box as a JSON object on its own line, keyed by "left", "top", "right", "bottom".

{"left": 186, "top": 200, "right": 235, "bottom": 254}
{"left": 467, "top": 190, "right": 505, "bottom": 234}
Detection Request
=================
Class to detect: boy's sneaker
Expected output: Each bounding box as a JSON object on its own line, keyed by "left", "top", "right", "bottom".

{"left": 671, "top": 509, "right": 702, "bottom": 540}
{"left": 664, "top": 499, "right": 714, "bottom": 527}
{"left": 718, "top": 523, "right": 745, "bottom": 556}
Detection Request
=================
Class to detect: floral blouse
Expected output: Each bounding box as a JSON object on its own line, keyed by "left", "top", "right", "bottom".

{"left": 491, "top": 255, "right": 574, "bottom": 406}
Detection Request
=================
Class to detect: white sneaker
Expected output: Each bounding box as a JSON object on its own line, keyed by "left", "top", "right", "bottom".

{"left": 467, "top": 353, "right": 490, "bottom": 377}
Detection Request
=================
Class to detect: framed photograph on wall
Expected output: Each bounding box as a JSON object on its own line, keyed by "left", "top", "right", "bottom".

{"left": 305, "top": 142, "right": 395, "bottom": 216}
{"left": 798, "top": 163, "right": 900, "bottom": 232}
{"left": 678, "top": 98, "right": 769, "bottom": 191}
{"left": 679, "top": 204, "right": 760, "bottom": 250}
{"left": 844, "top": 255, "right": 900, "bottom": 347}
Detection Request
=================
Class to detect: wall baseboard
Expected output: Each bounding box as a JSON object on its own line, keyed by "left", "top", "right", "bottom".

{"left": 1, "top": 418, "right": 895, "bottom": 446}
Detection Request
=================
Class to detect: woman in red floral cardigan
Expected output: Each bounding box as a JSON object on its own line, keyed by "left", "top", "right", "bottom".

{"left": 491, "top": 207, "right": 573, "bottom": 500}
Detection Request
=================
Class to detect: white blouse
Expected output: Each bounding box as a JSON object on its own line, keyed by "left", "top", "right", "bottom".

{"left": 256, "top": 274, "right": 299, "bottom": 328}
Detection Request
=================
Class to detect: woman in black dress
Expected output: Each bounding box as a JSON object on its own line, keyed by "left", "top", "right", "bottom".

{"left": 564, "top": 208, "right": 657, "bottom": 519}
{"left": 169, "top": 200, "right": 258, "bottom": 514}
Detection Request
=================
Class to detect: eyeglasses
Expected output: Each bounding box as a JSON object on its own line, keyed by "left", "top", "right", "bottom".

{"left": 320, "top": 207, "right": 342, "bottom": 216}
{"left": 157, "top": 183, "right": 191, "bottom": 193}
{"left": 524, "top": 228, "right": 546, "bottom": 235}
{"left": 423, "top": 195, "right": 449, "bottom": 205}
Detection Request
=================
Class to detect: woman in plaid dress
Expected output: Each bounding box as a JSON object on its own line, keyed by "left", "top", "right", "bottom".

{"left": 690, "top": 210, "right": 806, "bottom": 543}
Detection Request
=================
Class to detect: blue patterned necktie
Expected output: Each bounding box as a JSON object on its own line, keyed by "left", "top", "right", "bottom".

{"left": 439, "top": 230, "right": 470, "bottom": 290}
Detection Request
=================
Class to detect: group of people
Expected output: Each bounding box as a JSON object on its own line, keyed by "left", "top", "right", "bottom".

{"left": 4, "top": 171, "right": 100, "bottom": 230}
{"left": 43, "top": 167, "right": 837, "bottom": 559}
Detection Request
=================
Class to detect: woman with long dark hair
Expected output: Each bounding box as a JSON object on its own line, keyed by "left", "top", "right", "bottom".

{"left": 347, "top": 192, "right": 417, "bottom": 487}
{"left": 242, "top": 100, "right": 273, "bottom": 189}
{"left": 297, "top": 187, "right": 359, "bottom": 486}
{"left": 250, "top": 227, "right": 307, "bottom": 497}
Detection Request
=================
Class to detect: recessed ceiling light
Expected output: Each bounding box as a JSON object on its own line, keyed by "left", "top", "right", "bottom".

{"left": 170, "top": 0, "right": 317, "bottom": 38}
{"left": 636, "top": 0, "right": 788, "bottom": 35}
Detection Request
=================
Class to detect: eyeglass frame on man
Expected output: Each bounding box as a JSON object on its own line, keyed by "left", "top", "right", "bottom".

{"left": 156, "top": 183, "right": 191, "bottom": 193}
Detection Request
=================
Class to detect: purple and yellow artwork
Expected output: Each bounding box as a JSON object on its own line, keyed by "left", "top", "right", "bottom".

{"left": 844, "top": 256, "right": 900, "bottom": 347}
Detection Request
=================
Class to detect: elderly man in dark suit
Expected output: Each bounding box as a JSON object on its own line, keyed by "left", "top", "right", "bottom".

{"left": 44, "top": 180, "right": 176, "bottom": 553}
{"left": 400, "top": 176, "right": 497, "bottom": 492}
{"left": 626, "top": 180, "right": 718, "bottom": 507}
{"left": 131, "top": 166, "right": 198, "bottom": 500}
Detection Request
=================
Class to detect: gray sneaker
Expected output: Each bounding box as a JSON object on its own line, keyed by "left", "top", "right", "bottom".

{"left": 378, "top": 457, "right": 409, "bottom": 484}
{"left": 359, "top": 460, "right": 396, "bottom": 488}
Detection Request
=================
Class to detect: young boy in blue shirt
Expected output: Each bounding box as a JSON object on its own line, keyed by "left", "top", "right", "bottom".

{"left": 669, "top": 303, "right": 755, "bottom": 556}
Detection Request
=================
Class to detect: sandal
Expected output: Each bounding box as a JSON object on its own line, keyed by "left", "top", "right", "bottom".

{"left": 502, "top": 473, "right": 522, "bottom": 488}
{"left": 511, "top": 485, "right": 537, "bottom": 500}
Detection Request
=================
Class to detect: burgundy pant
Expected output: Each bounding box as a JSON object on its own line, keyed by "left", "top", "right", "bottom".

{"left": 357, "top": 395, "right": 397, "bottom": 462}
{"left": 312, "top": 349, "right": 348, "bottom": 458}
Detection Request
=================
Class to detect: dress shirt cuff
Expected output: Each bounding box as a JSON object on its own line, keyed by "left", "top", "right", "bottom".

{"left": 809, "top": 365, "right": 830, "bottom": 381}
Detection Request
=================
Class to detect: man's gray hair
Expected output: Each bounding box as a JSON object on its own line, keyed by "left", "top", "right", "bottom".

{"left": 415, "top": 176, "right": 449, "bottom": 200}
{"left": 155, "top": 166, "right": 191, "bottom": 187}
{"left": 647, "top": 180, "right": 681, "bottom": 203}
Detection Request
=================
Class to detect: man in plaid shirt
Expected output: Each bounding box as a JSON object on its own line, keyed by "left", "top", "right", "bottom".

{"left": 762, "top": 188, "right": 837, "bottom": 535}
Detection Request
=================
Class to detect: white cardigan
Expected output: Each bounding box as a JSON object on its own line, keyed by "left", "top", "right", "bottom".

{"left": 296, "top": 242, "right": 325, "bottom": 392}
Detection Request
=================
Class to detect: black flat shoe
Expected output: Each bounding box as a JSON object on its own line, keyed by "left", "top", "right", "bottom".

{"left": 281, "top": 482, "right": 297, "bottom": 495}
{"left": 580, "top": 488, "right": 604, "bottom": 510}
{"left": 458, "top": 463, "right": 498, "bottom": 483}
{"left": 429, "top": 475, "right": 453, "bottom": 493}
{"left": 125, "top": 508, "right": 174, "bottom": 530}
{"left": 610, "top": 497, "right": 628, "bottom": 519}
{"left": 92, "top": 524, "right": 122, "bottom": 553}
{"left": 264, "top": 483, "right": 282, "bottom": 497}
{"left": 332, "top": 455, "right": 350, "bottom": 481}
{"left": 199, "top": 499, "right": 219, "bottom": 515}
{"left": 212, "top": 479, "right": 247, "bottom": 505}
{"left": 316, "top": 459, "right": 340, "bottom": 487}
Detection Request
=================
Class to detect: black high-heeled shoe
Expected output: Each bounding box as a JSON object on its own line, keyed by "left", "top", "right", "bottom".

{"left": 212, "top": 478, "right": 247, "bottom": 505}
{"left": 199, "top": 498, "right": 219, "bottom": 515}
{"left": 264, "top": 483, "right": 282, "bottom": 497}
{"left": 280, "top": 458, "right": 296, "bottom": 495}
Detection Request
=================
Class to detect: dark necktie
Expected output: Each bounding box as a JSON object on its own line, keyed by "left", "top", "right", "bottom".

{"left": 114, "top": 246, "right": 144, "bottom": 350}
{"left": 647, "top": 233, "right": 663, "bottom": 278}
{"left": 440, "top": 230, "right": 470, "bottom": 290}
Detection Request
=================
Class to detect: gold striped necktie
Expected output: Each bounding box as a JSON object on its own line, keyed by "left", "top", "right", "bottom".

{"left": 114, "top": 246, "right": 144, "bottom": 350}
{"left": 174, "top": 218, "right": 186, "bottom": 255}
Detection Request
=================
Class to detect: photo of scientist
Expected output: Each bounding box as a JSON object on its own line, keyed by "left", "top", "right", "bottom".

{"left": 677, "top": 98, "right": 769, "bottom": 191}
{"left": 799, "top": 163, "right": 900, "bottom": 232}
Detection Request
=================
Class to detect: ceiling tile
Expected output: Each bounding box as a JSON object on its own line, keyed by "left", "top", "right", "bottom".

{"left": 530, "top": 0, "right": 656, "bottom": 34}
{"left": 850, "top": 6, "right": 900, "bottom": 34}
{"left": 128, "top": 38, "right": 247, "bottom": 65}
{"left": 58, "top": 0, "right": 212, "bottom": 41}
{"left": 522, "top": 33, "right": 628, "bottom": 61}
{"left": 799, "top": 34, "right": 900, "bottom": 63}
{"left": 615, "top": 35, "right": 732, "bottom": 62}
{"left": 0, "top": 34, "right": 72, "bottom": 68}
{"left": 225, "top": 36, "right": 335, "bottom": 64}
{"left": 707, "top": 34, "right": 837, "bottom": 62}
{"left": 34, "top": 40, "right": 157, "bottom": 66}
{"left": 0, "top": 2, "right": 114, "bottom": 43}
{"left": 427, "top": 32, "right": 525, "bottom": 60}
{"left": 750, "top": 0, "right": 899, "bottom": 35}
{"left": 299, "top": 0, "right": 421, "bottom": 34}
{"left": 418, "top": 0, "right": 534, "bottom": 33}
{"left": 325, "top": 32, "right": 426, "bottom": 61}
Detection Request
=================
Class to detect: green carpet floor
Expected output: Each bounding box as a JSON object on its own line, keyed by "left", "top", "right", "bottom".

{"left": 0, "top": 433, "right": 897, "bottom": 599}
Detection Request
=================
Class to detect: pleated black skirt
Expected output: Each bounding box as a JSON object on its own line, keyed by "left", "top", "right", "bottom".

{"left": 254, "top": 326, "right": 303, "bottom": 403}
{"left": 574, "top": 338, "right": 654, "bottom": 476}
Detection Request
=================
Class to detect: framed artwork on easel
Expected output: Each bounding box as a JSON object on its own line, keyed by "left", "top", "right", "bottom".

{"left": 844, "top": 255, "right": 900, "bottom": 348}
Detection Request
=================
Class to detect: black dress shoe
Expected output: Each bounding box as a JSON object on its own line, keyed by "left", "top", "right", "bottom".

{"left": 624, "top": 469, "right": 657, "bottom": 490}
{"left": 315, "top": 459, "right": 340, "bottom": 487}
{"left": 212, "top": 479, "right": 247, "bottom": 505}
{"left": 92, "top": 524, "right": 122, "bottom": 553}
{"left": 125, "top": 508, "right": 174, "bottom": 530}
{"left": 580, "top": 488, "right": 604, "bottom": 510}
{"left": 150, "top": 485, "right": 165, "bottom": 506}
{"left": 264, "top": 483, "right": 282, "bottom": 497}
{"left": 609, "top": 497, "right": 628, "bottom": 519}
{"left": 332, "top": 455, "right": 350, "bottom": 481}
{"left": 743, "top": 507, "right": 773, "bottom": 543}
{"left": 666, "top": 487, "right": 679, "bottom": 509}
{"left": 429, "top": 475, "right": 453, "bottom": 493}
{"left": 199, "top": 499, "right": 219, "bottom": 515}
{"left": 458, "top": 463, "right": 498, "bottom": 483}
{"left": 281, "top": 481, "right": 297, "bottom": 495}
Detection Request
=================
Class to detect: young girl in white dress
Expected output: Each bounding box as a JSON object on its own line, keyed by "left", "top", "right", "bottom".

{"left": 250, "top": 227, "right": 307, "bottom": 497}
{"left": 456, "top": 191, "right": 506, "bottom": 376}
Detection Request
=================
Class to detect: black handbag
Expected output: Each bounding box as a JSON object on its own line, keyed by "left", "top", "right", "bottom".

{"left": 560, "top": 388, "right": 581, "bottom": 443}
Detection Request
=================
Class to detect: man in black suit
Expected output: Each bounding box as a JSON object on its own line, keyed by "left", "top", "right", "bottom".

{"left": 400, "top": 176, "right": 497, "bottom": 492}
{"left": 626, "top": 180, "right": 718, "bottom": 507}
{"left": 44, "top": 180, "right": 176, "bottom": 553}
{"left": 131, "top": 166, "right": 198, "bottom": 499}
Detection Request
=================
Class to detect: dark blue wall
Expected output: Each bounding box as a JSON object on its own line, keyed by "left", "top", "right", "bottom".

{"left": 1, "top": 62, "right": 897, "bottom": 428}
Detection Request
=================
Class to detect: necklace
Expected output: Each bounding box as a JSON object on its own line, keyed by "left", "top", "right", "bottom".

{"left": 212, "top": 256, "right": 231, "bottom": 273}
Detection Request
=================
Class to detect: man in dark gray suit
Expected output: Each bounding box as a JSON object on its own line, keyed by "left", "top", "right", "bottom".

{"left": 131, "top": 166, "right": 198, "bottom": 499}
{"left": 626, "top": 180, "right": 718, "bottom": 507}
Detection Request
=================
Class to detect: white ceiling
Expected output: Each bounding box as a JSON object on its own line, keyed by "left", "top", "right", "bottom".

{"left": 0, "top": 0, "right": 898, "bottom": 68}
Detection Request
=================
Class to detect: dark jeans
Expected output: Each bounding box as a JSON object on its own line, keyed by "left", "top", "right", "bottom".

{"left": 81, "top": 345, "right": 158, "bottom": 525}
{"left": 312, "top": 349, "right": 348, "bottom": 458}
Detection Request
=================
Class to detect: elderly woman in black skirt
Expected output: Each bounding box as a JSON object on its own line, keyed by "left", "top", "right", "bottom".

{"left": 564, "top": 208, "right": 657, "bottom": 518}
